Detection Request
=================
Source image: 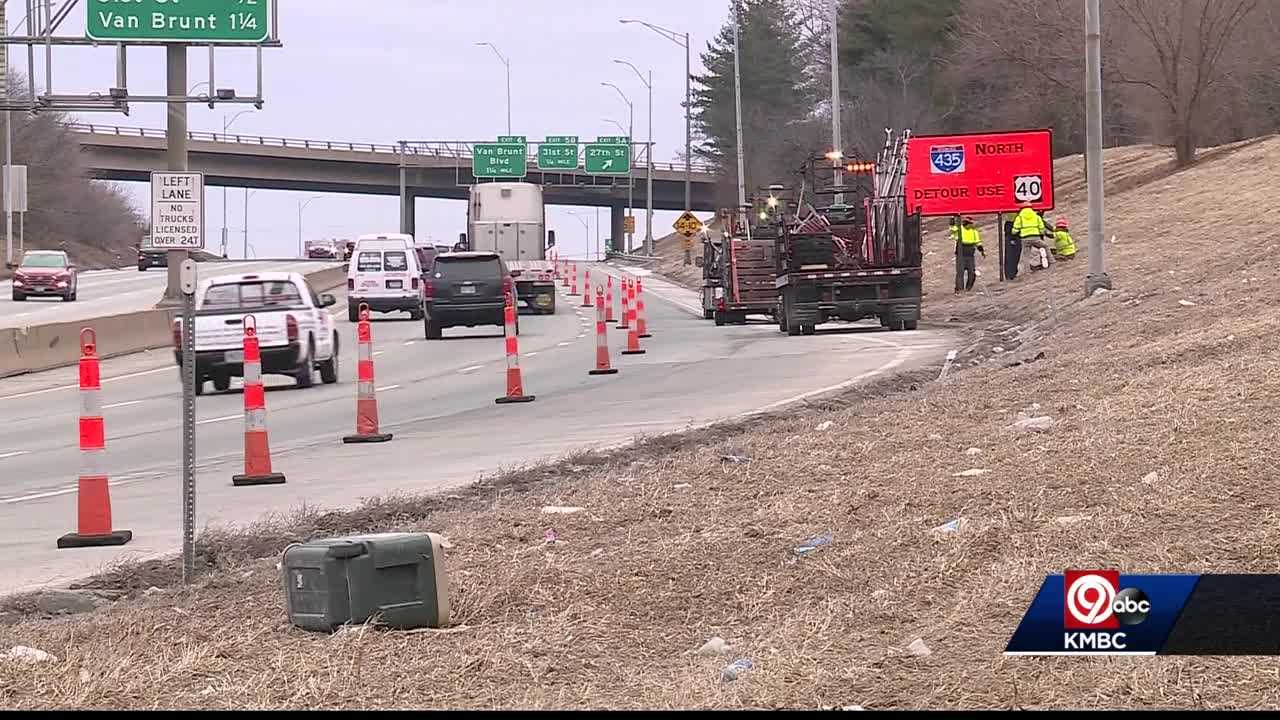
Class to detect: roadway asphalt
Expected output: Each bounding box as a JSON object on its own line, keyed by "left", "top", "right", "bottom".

{"left": 0, "top": 265, "right": 955, "bottom": 594}
{"left": 0, "top": 259, "right": 343, "bottom": 330}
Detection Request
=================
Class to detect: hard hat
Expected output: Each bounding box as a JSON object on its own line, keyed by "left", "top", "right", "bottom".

{"left": 963, "top": 216, "right": 975, "bottom": 224}
{"left": 1055, "top": 219, "right": 1069, "bottom": 229}
{"left": 1021, "top": 201, "right": 1034, "bottom": 208}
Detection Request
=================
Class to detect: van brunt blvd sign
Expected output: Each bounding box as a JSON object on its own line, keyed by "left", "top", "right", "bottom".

{"left": 151, "top": 172, "right": 206, "bottom": 250}
{"left": 86, "top": 0, "right": 270, "bottom": 44}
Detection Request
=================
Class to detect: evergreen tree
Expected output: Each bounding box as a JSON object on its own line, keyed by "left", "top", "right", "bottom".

{"left": 691, "top": 0, "right": 822, "bottom": 203}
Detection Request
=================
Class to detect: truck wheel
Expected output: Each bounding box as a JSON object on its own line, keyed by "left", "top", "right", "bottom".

{"left": 802, "top": 324, "right": 816, "bottom": 336}
{"left": 212, "top": 372, "right": 231, "bottom": 393}
{"left": 11, "top": 292, "right": 25, "bottom": 302}
{"left": 319, "top": 333, "right": 340, "bottom": 384}
{"left": 903, "top": 320, "right": 918, "bottom": 331}
{"left": 714, "top": 311, "right": 726, "bottom": 327}
{"left": 348, "top": 304, "right": 359, "bottom": 323}
{"left": 424, "top": 319, "right": 443, "bottom": 340}
{"left": 703, "top": 309, "right": 715, "bottom": 320}
{"left": 295, "top": 339, "right": 315, "bottom": 389}
{"left": 409, "top": 306, "right": 424, "bottom": 321}
{"left": 783, "top": 295, "right": 800, "bottom": 336}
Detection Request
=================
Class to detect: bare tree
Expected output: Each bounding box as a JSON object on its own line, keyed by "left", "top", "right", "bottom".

{"left": 1111, "top": 0, "right": 1257, "bottom": 165}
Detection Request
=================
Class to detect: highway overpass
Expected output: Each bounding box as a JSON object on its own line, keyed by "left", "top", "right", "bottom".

{"left": 72, "top": 124, "right": 723, "bottom": 251}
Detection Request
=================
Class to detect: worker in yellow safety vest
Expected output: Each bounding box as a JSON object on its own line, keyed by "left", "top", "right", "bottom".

{"left": 1051, "top": 219, "right": 1076, "bottom": 260}
{"left": 954, "top": 216, "right": 985, "bottom": 292}
{"left": 1013, "top": 203, "right": 1053, "bottom": 272}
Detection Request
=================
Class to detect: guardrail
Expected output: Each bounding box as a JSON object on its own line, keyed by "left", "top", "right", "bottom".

{"left": 67, "top": 123, "right": 718, "bottom": 175}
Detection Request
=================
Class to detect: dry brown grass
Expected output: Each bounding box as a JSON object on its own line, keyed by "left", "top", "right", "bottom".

{"left": 3, "top": 137, "right": 1280, "bottom": 709}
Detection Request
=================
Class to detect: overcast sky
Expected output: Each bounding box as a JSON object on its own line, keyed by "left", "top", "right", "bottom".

{"left": 17, "top": 0, "right": 731, "bottom": 260}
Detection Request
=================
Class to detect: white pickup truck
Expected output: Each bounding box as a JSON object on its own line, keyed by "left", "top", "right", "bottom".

{"left": 174, "top": 271, "right": 340, "bottom": 395}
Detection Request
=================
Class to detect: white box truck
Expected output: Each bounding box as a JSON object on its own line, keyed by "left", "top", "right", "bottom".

{"left": 461, "top": 182, "right": 557, "bottom": 314}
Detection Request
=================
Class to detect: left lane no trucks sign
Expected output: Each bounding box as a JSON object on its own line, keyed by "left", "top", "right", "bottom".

{"left": 151, "top": 172, "right": 206, "bottom": 250}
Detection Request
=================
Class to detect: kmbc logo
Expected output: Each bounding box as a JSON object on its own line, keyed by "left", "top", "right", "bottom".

{"left": 1064, "top": 570, "right": 1151, "bottom": 630}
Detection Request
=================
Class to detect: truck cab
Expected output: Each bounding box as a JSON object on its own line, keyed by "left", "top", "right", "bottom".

{"left": 463, "top": 182, "right": 557, "bottom": 314}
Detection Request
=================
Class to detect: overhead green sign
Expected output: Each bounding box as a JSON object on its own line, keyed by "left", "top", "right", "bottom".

{"left": 497, "top": 135, "right": 527, "bottom": 144}
{"left": 473, "top": 143, "right": 528, "bottom": 178}
{"left": 86, "top": 0, "right": 271, "bottom": 43}
{"left": 585, "top": 143, "right": 631, "bottom": 175}
{"left": 597, "top": 136, "right": 631, "bottom": 145}
{"left": 538, "top": 136, "right": 579, "bottom": 171}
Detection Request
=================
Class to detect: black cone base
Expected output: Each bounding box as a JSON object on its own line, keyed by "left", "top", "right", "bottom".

{"left": 639, "top": 334, "right": 652, "bottom": 339}
{"left": 589, "top": 368, "right": 619, "bottom": 375}
{"left": 232, "top": 472, "right": 287, "bottom": 487}
{"left": 622, "top": 349, "right": 647, "bottom": 355}
{"left": 57, "top": 530, "right": 133, "bottom": 549}
{"left": 495, "top": 395, "right": 536, "bottom": 404}
{"left": 343, "top": 433, "right": 394, "bottom": 444}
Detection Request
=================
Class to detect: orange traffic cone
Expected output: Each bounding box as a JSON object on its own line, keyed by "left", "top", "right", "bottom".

{"left": 580, "top": 268, "right": 594, "bottom": 308}
{"left": 58, "top": 329, "right": 133, "bottom": 549}
{"left": 621, "top": 281, "right": 646, "bottom": 356}
{"left": 570, "top": 263, "right": 579, "bottom": 295}
{"left": 343, "top": 304, "right": 393, "bottom": 444}
{"left": 616, "top": 276, "right": 631, "bottom": 331}
{"left": 232, "top": 316, "right": 287, "bottom": 486}
{"left": 636, "top": 277, "right": 652, "bottom": 339}
{"left": 561, "top": 259, "right": 570, "bottom": 287}
{"left": 605, "top": 275, "right": 617, "bottom": 323}
{"left": 495, "top": 294, "right": 536, "bottom": 404}
{"left": 589, "top": 286, "right": 618, "bottom": 376}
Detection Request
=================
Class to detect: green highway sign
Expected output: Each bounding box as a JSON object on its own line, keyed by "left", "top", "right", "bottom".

{"left": 473, "top": 143, "right": 528, "bottom": 178}
{"left": 538, "top": 137, "right": 579, "bottom": 171}
{"left": 86, "top": 0, "right": 270, "bottom": 43}
{"left": 585, "top": 143, "right": 631, "bottom": 175}
{"left": 597, "top": 136, "right": 631, "bottom": 145}
{"left": 497, "top": 135, "right": 527, "bottom": 144}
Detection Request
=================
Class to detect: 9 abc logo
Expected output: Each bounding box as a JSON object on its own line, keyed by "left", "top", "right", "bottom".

{"left": 1064, "top": 570, "right": 1150, "bottom": 630}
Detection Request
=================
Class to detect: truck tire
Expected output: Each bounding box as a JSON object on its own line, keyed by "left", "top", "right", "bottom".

{"left": 319, "top": 333, "right": 340, "bottom": 384}
{"left": 295, "top": 339, "right": 315, "bottom": 389}
{"left": 424, "top": 318, "right": 443, "bottom": 340}
{"left": 703, "top": 309, "right": 714, "bottom": 320}
{"left": 903, "top": 320, "right": 918, "bottom": 331}
{"left": 212, "top": 372, "right": 231, "bottom": 393}
{"left": 714, "top": 311, "right": 726, "bottom": 327}
{"left": 802, "top": 324, "right": 816, "bottom": 336}
{"left": 347, "top": 303, "right": 359, "bottom": 323}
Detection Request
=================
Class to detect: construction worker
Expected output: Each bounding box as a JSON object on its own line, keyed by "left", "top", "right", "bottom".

{"left": 1013, "top": 202, "right": 1053, "bottom": 272}
{"left": 954, "top": 216, "right": 985, "bottom": 292}
{"left": 1051, "top": 218, "right": 1077, "bottom": 260}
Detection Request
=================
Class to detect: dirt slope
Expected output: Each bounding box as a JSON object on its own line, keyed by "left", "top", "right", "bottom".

{"left": 2, "top": 137, "right": 1280, "bottom": 709}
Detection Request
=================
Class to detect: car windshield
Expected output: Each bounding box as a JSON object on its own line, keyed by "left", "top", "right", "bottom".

{"left": 19, "top": 253, "right": 67, "bottom": 269}
{"left": 200, "top": 280, "right": 304, "bottom": 311}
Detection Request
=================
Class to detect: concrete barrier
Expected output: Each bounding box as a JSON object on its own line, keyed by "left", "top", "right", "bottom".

{"left": 0, "top": 264, "right": 350, "bottom": 378}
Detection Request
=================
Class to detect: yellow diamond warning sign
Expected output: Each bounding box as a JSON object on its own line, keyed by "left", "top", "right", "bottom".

{"left": 673, "top": 211, "right": 703, "bottom": 238}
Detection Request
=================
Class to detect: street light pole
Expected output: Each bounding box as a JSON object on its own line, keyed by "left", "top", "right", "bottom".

{"left": 477, "top": 42, "right": 512, "bottom": 134}
{"left": 602, "top": 82, "right": 635, "bottom": 252}
{"left": 243, "top": 189, "right": 255, "bottom": 259}
{"left": 620, "top": 19, "right": 694, "bottom": 263}
{"left": 829, "top": 0, "right": 844, "bottom": 205}
{"left": 1084, "top": 0, "right": 1112, "bottom": 296}
{"left": 221, "top": 110, "right": 253, "bottom": 258}
{"left": 567, "top": 212, "right": 590, "bottom": 260}
{"left": 731, "top": 3, "right": 748, "bottom": 219}
{"left": 614, "top": 59, "right": 654, "bottom": 257}
{"left": 297, "top": 195, "right": 323, "bottom": 258}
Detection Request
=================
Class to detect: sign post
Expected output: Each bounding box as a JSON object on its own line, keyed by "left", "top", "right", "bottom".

{"left": 179, "top": 258, "right": 198, "bottom": 583}
{"left": 150, "top": 172, "right": 206, "bottom": 250}
{"left": 472, "top": 142, "right": 528, "bottom": 178}
{"left": 537, "top": 136, "right": 579, "bottom": 170}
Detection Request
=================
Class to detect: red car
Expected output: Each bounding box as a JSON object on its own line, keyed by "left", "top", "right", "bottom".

{"left": 11, "top": 250, "right": 78, "bottom": 302}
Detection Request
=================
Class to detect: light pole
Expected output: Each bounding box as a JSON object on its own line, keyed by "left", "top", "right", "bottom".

{"left": 620, "top": 19, "right": 693, "bottom": 262}
{"left": 220, "top": 110, "right": 254, "bottom": 258}
{"left": 243, "top": 190, "right": 257, "bottom": 259}
{"left": 1084, "top": 0, "right": 1112, "bottom": 296}
{"left": 297, "top": 195, "right": 323, "bottom": 258}
{"left": 476, "top": 42, "right": 512, "bottom": 134}
{"left": 731, "top": 3, "right": 747, "bottom": 220}
{"left": 614, "top": 59, "right": 654, "bottom": 257}
{"left": 566, "top": 212, "right": 592, "bottom": 261}
{"left": 601, "top": 82, "right": 635, "bottom": 252}
{"left": 828, "top": 1, "right": 844, "bottom": 205}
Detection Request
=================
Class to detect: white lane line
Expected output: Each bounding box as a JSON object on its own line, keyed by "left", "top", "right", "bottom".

{"left": 0, "top": 365, "right": 173, "bottom": 402}
{"left": 557, "top": 341, "right": 572, "bottom": 347}
{"left": 403, "top": 340, "right": 417, "bottom": 346}
{"left": 196, "top": 414, "right": 240, "bottom": 426}
{"left": 459, "top": 365, "right": 484, "bottom": 374}
{"left": 373, "top": 351, "right": 386, "bottom": 357}
{"left": 577, "top": 333, "right": 586, "bottom": 339}
{"left": 375, "top": 384, "right": 401, "bottom": 392}
{"left": 0, "top": 450, "right": 29, "bottom": 460}
{"left": 525, "top": 351, "right": 539, "bottom": 357}
{"left": 102, "top": 400, "right": 144, "bottom": 410}
{"left": 1, "top": 477, "right": 140, "bottom": 505}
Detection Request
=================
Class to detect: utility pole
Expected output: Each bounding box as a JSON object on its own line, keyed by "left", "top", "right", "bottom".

{"left": 1084, "top": 0, "right": 1112, "bottom": 295}
{"left": 601, "top": 83, "right": 634, "bottom": 252}
{"left": 645, "top": 69, "right": 654, "bottom": 257}
{"left": 829, "top": 0, "right": 844, "bottom": 205}
{"left": 2, "top": 1, "right": 11, "bottom": 269}
{"left": 162, "top": 45, "right": 189, "bottom": 304}
{"left": 732, "top": 2, "right": 748, "bottom": 222}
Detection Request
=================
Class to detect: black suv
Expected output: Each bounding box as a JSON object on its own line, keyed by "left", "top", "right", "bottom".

{"left": 423, "top": 251, "right": 518, "bottom": 339}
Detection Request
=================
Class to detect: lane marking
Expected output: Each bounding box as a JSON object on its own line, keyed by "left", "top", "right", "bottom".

{"left": 102, "top": 400, "right": 144, "bottom": 410}
{"left": 459, "top": 365, "right": 484, "bottom": 374}
{"left": 0, "top": 365, "right": 173, "bottom": 402}
{"left": 0, "top": 450, "right": 29, "bottom": 460}
{"left": 1, "top": 477, "right": 141, "bottom": 505}
{"left": 376, "top": 384, "right": 401, "bottom": 392}
{"left": 373, "top": 351, "right": 386, "bottom": 357}
{"left": 403, "top": 340, "right": 417, "bottom": 346}
{"left": 557, "top": 341, "right": 572, "bottom": 347}
{"left": 525, "top": 351, "right": 539, "bottom": 357}
{"left": 196, "top": 414, "right": 240, "bottom": 426}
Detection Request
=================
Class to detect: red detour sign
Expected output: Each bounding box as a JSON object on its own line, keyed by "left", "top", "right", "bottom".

{"left": 904, "top": 129, "right": 1054, "bottom": 217}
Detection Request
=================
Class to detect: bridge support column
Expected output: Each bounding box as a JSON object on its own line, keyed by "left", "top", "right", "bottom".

{"left": 400, "top": 192, "right": 416, "bottom": 238}
{"left": 610, "top": 203, "right": 627, "bottom": 255}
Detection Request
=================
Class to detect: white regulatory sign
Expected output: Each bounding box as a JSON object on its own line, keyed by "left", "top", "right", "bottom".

{"left": 150, "top": 171, "right": 205, "bottom": 250}
{"left": 1013, "top": 174, "right": 1044, "bottom": 203}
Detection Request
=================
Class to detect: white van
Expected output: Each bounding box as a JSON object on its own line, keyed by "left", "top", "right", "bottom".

{"left": 346, "top": 233, "right": 426, "bottom": 322}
